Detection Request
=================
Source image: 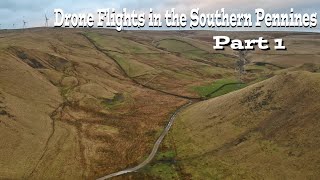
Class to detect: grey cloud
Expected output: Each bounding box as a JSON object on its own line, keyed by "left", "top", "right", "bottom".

{"left": 0, "top": 0, "right": 53, "bottom": 11}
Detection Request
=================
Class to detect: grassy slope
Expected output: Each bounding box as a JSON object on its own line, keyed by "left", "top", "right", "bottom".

{"left": 171, "top": 71, "right": 320, "bottom": 179}
{"left": 157, "top": 38, "right": 235, "bottom": 68}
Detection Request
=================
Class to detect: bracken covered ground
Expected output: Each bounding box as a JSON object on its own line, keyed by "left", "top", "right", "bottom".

{"left": 0, "top": 28, "right": 319, "bottom": 179}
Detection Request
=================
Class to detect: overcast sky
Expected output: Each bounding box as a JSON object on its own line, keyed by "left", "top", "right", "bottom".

{"left": 0, "top": 0, "right": 319, "bottom": 32}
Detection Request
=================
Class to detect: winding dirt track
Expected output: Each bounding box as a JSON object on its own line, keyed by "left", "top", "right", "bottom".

{"left": 97, "top": 101, "right": 193, "bottom": 180}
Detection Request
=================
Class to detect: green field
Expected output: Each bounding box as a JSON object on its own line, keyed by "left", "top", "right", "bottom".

{"left": 192, "top": 79, "right": 246, "bottom": 98}
{"left": 208, "top": 83, "right": 247, "bottom": 98}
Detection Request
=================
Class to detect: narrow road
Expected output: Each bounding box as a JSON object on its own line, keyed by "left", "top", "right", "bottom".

{"left": 97, "top": 101, "right": 193, "bottom": 180}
